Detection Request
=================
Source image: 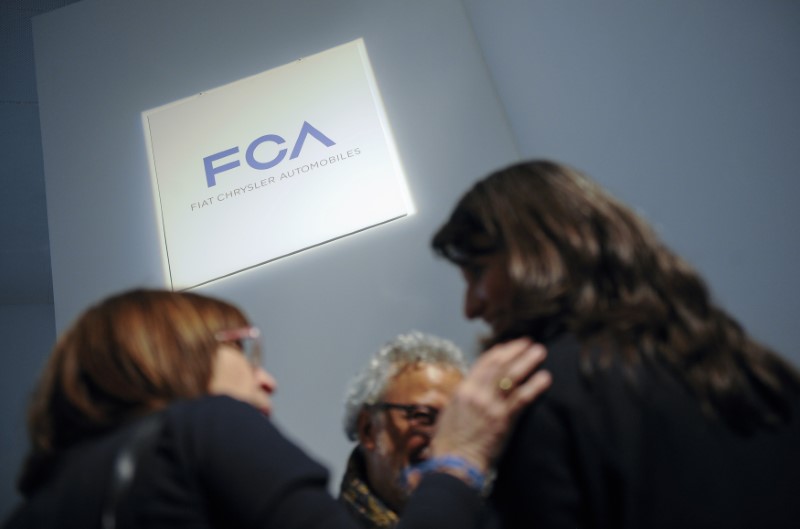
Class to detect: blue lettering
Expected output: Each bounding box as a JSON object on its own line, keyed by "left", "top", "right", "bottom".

{"left": 246, "top": 134, "right": 287, "bottom": 170}
{"left": 202, "top": 122, "right": 335, "bottom": 188}
{"left": 204, "top": 147, "right": 240, "bottom": 187}
{"left": 289, "top": 121, "right": 336, "bottom": 160}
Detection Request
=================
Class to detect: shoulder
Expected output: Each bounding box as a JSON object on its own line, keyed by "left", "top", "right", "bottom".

{"left": 160, "top": 395, "right": 305, "bottom": 459}
{"left": 536, "top": 333, "right": 662, "bottom": 407}
{"left": 504, "top": 333, "right": 656, "bottom": 465}
{"left": 533, "top": 333, "right": 624, "bottom": 408}
{"left": 165, "top": 393, "right": 262, "bottom": 420}
{"left": 133, "top": 396, "right": 330, "bottom": 524}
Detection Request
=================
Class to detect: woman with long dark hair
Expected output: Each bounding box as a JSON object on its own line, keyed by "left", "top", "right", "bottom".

{"left": 433, "top": 160, "right": 800, "bottom": 528}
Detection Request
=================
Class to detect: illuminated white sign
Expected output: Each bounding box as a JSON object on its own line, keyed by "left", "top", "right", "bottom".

{"left": 144, "top": 39, "right": 412, "bottom": 289}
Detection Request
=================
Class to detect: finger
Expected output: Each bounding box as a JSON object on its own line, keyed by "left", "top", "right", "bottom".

{"left": 505, "top": 370, "right": 552, "bottom": 413}
{"left": 470, "top": 338, "right": 535, "bottom": 384}
{"left": 490, "top": 343, "right": 547, "bottom": 396}
{"left": 504, "top": 343, "right": 547, "bottom": 382}
{"left": 477, "top": 337, "right": 534, "bottom": 368}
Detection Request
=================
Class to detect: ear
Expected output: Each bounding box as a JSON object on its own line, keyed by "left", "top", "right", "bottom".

{"left": 357, "top": 410, "right": 377, "bottom": 451}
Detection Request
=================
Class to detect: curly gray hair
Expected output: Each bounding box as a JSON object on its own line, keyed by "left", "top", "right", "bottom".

{"left": 343, "top": 331, "right": 468, "bottom": 441}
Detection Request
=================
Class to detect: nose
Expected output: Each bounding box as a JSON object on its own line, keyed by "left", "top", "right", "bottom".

{"left": 256, "top": 367, "right": 278, "bottom": 395}
{"left": 464, "top": 280, "right": 485, "bottom": 320}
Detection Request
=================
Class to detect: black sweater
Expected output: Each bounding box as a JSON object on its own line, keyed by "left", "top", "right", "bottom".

{"left": 5, "top": 396, "right": 485, "bottom": 529}
{"left": 492, "top": 334, "right": 800, "bottom": 529}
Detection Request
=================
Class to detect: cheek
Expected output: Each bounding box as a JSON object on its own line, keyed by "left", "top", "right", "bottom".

{"left": 209, "top": 354, "right": 254, "bottom": 395}
{"left": 482, "top": 280, "right": 502, "bottom": 307}
{"left": 374, "top": 435, "right": 393, "bottom": 459}
{"left": 373, "top": 428, "right": 409, "bottom": 464}
{"left": 486, "top": 268, "right": 514, "bottom": 307}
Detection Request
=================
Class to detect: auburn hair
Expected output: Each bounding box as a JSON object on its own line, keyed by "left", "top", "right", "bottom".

{"left": 20, "top": 289, "right": 248, "bottom": 493}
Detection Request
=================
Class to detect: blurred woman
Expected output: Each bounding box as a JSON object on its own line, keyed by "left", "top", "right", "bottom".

{"left": 432, "top": 160, "right": 800, "bottom": 529}
{"left": 4, "top": 289, "right": 551, "bottom": 529}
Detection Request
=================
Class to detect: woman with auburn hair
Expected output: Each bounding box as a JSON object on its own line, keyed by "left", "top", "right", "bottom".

{"left": 4, "top": 289, "right": 551, "bottom": 529}
{"left": 432, "top": 160, "right": 800, "bottom": 529}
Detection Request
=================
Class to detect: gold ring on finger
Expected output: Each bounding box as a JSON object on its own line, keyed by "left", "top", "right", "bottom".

{"left": 497, "top": 376, "right": 514, "bottom": 393}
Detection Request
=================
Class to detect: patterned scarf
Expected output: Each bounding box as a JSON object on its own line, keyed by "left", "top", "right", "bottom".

{"left": 338, "top": 447, "right": 400, "bottom": 529}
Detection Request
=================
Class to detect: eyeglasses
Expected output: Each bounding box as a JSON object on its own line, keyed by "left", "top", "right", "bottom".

{"left": 368, "top": 402, "right": 440, "bottom": 427}
{"left": 214, "top": 326, "right": 262, "bottom": 367}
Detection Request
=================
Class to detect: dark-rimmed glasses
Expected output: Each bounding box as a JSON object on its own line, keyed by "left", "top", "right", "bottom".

{"left": 368, "top": 402, "right": 440, "bottom": 427}
{"left": 214, "top": 326, "right": 262, "bottom": 367}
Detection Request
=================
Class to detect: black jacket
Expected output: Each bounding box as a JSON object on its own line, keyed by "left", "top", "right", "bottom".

{"left": 491, "top": 334, "right": 800, "bottom": 529}
{"left": 5, "top": 396, "right": 485, "bottom": 529}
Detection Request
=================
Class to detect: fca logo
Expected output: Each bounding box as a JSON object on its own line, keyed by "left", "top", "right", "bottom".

{"left": 203, "top": 121, "right": 335, "bottom": 187}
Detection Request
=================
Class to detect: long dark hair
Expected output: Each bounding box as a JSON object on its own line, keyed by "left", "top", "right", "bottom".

{"left": 432, "top": 159, "right": 799, "bottom": 434}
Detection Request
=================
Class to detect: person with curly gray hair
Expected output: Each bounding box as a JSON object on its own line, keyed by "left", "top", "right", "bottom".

{"left": 338, "top": 332, "right": 469, "bottom": 529}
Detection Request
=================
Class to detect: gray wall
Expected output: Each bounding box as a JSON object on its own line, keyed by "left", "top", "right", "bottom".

{"left": 4, "top": 0, "right": 797, "bottom": 520}
{"left": 464, "top": 0, "right": 800, "bottom": 364}
{"left": 0, "top": 305, "right": 55, "bottom": 518}
{"left": 30, "top": 0, "right": 517, "bottom": 512}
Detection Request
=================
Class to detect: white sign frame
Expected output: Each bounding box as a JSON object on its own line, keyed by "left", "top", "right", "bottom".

{"left": 143, "top": 39, "right": 412, "bottom": 289}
